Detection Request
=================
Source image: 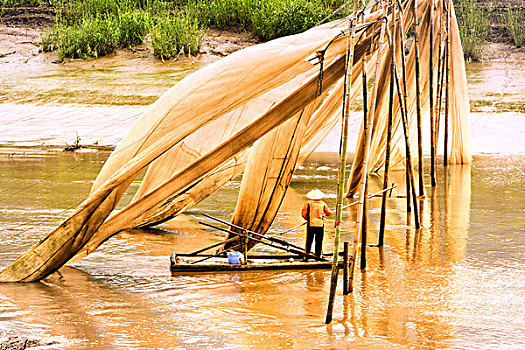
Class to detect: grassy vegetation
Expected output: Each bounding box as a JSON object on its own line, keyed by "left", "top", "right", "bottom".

{"left": 35, "top": 0, "right": 351, "bottom": 61}
{"left": 505, "top": 8, "right": 525, "bottom": 48}
{"left": 455, "top": 0, "right": 490, "bottom": 61}
{"left": 186, "top": 0, "right": 347, "bottom": 41}
{"left": 1, "top": 0, "right": 43, "bottom": 6}
{"left": 150, "top": 11, "right": 204, "bottom": 60}
{"left": 6, "top": 0, "right": 520, "bottom": 63}
{"left": 250, "top": 0, "right": 330, "bottom": 41}
{"left": 39, "top": 0, "right": 203, "bottom": 61}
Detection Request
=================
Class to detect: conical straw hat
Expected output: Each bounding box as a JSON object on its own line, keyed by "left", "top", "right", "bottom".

{"left": 306, "top": 188, "right": 325, "bottom": 200}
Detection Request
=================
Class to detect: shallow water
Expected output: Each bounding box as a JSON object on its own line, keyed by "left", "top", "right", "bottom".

{"left": 0, "top": 149, "right": 524, "bottom": 349}
{"left": 0, "top": 52, "right": 524, "bottom": 348}
{"left": 1, "top": 54, "right": 524, "bottom": 154}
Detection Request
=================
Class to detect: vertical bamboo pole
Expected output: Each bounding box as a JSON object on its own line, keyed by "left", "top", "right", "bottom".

{"left": 359, "top": 49, "right": 369, "bottom": 270}
{"left": 397, "top": 1, "right": 420, "bottom": 228}
{"left": 435, "top": 42, "right": 446, "bottom": 151}
{"left": 436, "top": 0, "right": 447, "bottom": 152}
{"left": 444, "top": 0, "right": 451, "bottom": 166}
{"left": 326, "top": 13, "right": 356, "bottom": 325}
{"left": 348, "top": 12, "right": 388, "bottom": 294}
{"left": 412, "top": 0, "right": 424, "bottom": 197}
{"left": 343, "top": 241, "right": 349, "bottom": 295}
{"left": 392, "top": 54, "right": 421, "bottom": 230}
{"left": 429, "top": 0, "right": 437, "bottom": 186}
{"left": 378, "top": 0, "right": 397, "bottom": 247}
{"left": 397, "top": 4, "right": 412, "bottom": 214}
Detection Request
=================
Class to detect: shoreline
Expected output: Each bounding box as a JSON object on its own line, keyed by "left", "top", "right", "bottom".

{"left": 1, "top": 12, "right": 524, "bottom": 156}
{"left": 1, "top": 145, "right": 523, "bottom": 160}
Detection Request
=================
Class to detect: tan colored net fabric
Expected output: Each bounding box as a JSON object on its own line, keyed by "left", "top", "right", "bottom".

{"left": 0, "top": 1, "right": 470, "bottom": 282}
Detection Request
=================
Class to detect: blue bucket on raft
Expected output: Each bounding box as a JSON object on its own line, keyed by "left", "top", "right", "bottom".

{"left": 227, "top": 251, "right": 243, "bottom": 264}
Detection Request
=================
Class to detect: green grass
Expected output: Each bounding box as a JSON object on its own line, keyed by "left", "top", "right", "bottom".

{"left": 455, "top": 0, "right": 489, "bottom": 61}
{"left": 38, "top": 0, "right": 348, "bottom": 61}
{"left": 39, "top": 0, "right": 206, "bottom": 62}
{"left": 0, "top": 0, "right": 43, "bottom": 6}
{"left": 505, "top": 8, "right": 525, "bottom": 48}
{"left": 56, "top": 15, "right": 121, "bottom": 60}
{"left": 187, "top": 0, "right": 333, "bottom": 41}
{"left": 251, "top": 0, "right": 329, "bottom": 41}
{"left": 118, "top": 10, "right": 150, "bottom": 47}
{"left": 150, "top": 11, "right": 204, "bottom": 60}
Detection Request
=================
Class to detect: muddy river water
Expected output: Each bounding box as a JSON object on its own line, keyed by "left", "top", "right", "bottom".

{"left": 0, "top": 52, "right": 524, "bottom": 349}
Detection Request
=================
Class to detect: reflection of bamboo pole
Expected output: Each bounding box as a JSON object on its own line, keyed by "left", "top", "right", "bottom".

{"left": 343, "top": 241, "right": 350, "bottom": 295}
{"left": 413, "top": 0, "right": 424, "bottom": 196}
{"left": 326, "top": 13, "right": 357, "bottom": 325}
{"left": 378, "top": 0, "right": 396, "bottom": 247}
{"left": 430, "top": 0, "right": 436, "bottom": 186}
{"left": 444, "top": 0, "right": 451, "bottom": 166}
{"left": 348, "top": 15, "right": 388, "bottom": 293}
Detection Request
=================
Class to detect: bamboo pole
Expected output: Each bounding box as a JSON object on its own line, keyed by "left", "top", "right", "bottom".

{"left": 347, "top": 12, "right": 388, "bottom": 294}
{"left": 397, "top": 3, "right": 412, "bottom": 214}
{"left": 202, "top": 214, "right": 316, "bottom": 257}
{"left": 378, "top": 0, "right": 397, "bottom": 247}
{"left": 359, "top": 47, "right": 369, "bottom": 270}
{"left": 397, "top": 1, "right": 420, "bottom": 228}
{"left": 187, "top": 235, "right": 241, "bottom": 256}
{"left": 326, "top": 13, "right": 357, "bottom": 325}
{"left": 435, "top": 41, "right": 446, "bottom": 152}
{"left": 429, "top": 0, "right": 436, "bottom": 186}
{"left": 388, "top": 33, "right": 420, "bottom": 229}
{"left": 444, "top": 0, "right": 450, "bottom": 166}
{"left": 435, "top": 0, "right": 446, "bottom": 153}
{"left": 190, "top": 243, "right": 242, "bottom": 265}
{"left": 392, "top": 67, "right": 420, "bottom": 229}
{"left": 200, "top": 221, "right": 323, "bottom": 260}
{"left": 412, "top": 0, "right": 424, "bottom": 197}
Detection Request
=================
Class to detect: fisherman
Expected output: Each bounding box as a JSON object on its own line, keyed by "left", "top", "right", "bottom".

{"left": 301, "top": 188, "right": 333, "bottom": 261}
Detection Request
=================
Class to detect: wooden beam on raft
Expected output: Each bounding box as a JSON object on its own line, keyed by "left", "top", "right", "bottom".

{"left": 201, "top": 214, "right": 318, "bottom": 258}
{"left": 429, "top": 0, "right": 437, "bottom": 186}
{"left": 326, "top": 12, "right": 357, "bottom": 325}
{"left": 199, "top": 220, "right": 325, "bottom": 261}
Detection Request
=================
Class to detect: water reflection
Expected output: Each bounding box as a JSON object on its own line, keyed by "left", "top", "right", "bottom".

{"left": 0, "top": 151, "right": 523, "bottom": 349}
{"left": 0, "top": 267, "right": 184, "bottom": 349}
{"left": 320, "top": 164, "right": 473, "bottom": 349}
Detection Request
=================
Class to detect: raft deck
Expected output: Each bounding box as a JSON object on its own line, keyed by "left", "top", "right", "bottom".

{"left": 169, "top": 253, "right": 340, "bottom": 274}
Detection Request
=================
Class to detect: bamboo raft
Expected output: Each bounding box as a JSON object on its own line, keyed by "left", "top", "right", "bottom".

{"left": 170, "top": 253, "right": 338, "bottom": 274}
{"left": 169, "top": 213, "right": 339, "bottom": 274}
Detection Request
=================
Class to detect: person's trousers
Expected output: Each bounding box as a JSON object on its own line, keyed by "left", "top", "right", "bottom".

{"left": 305, "top": 225, "right": 324, "bottom": 257}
